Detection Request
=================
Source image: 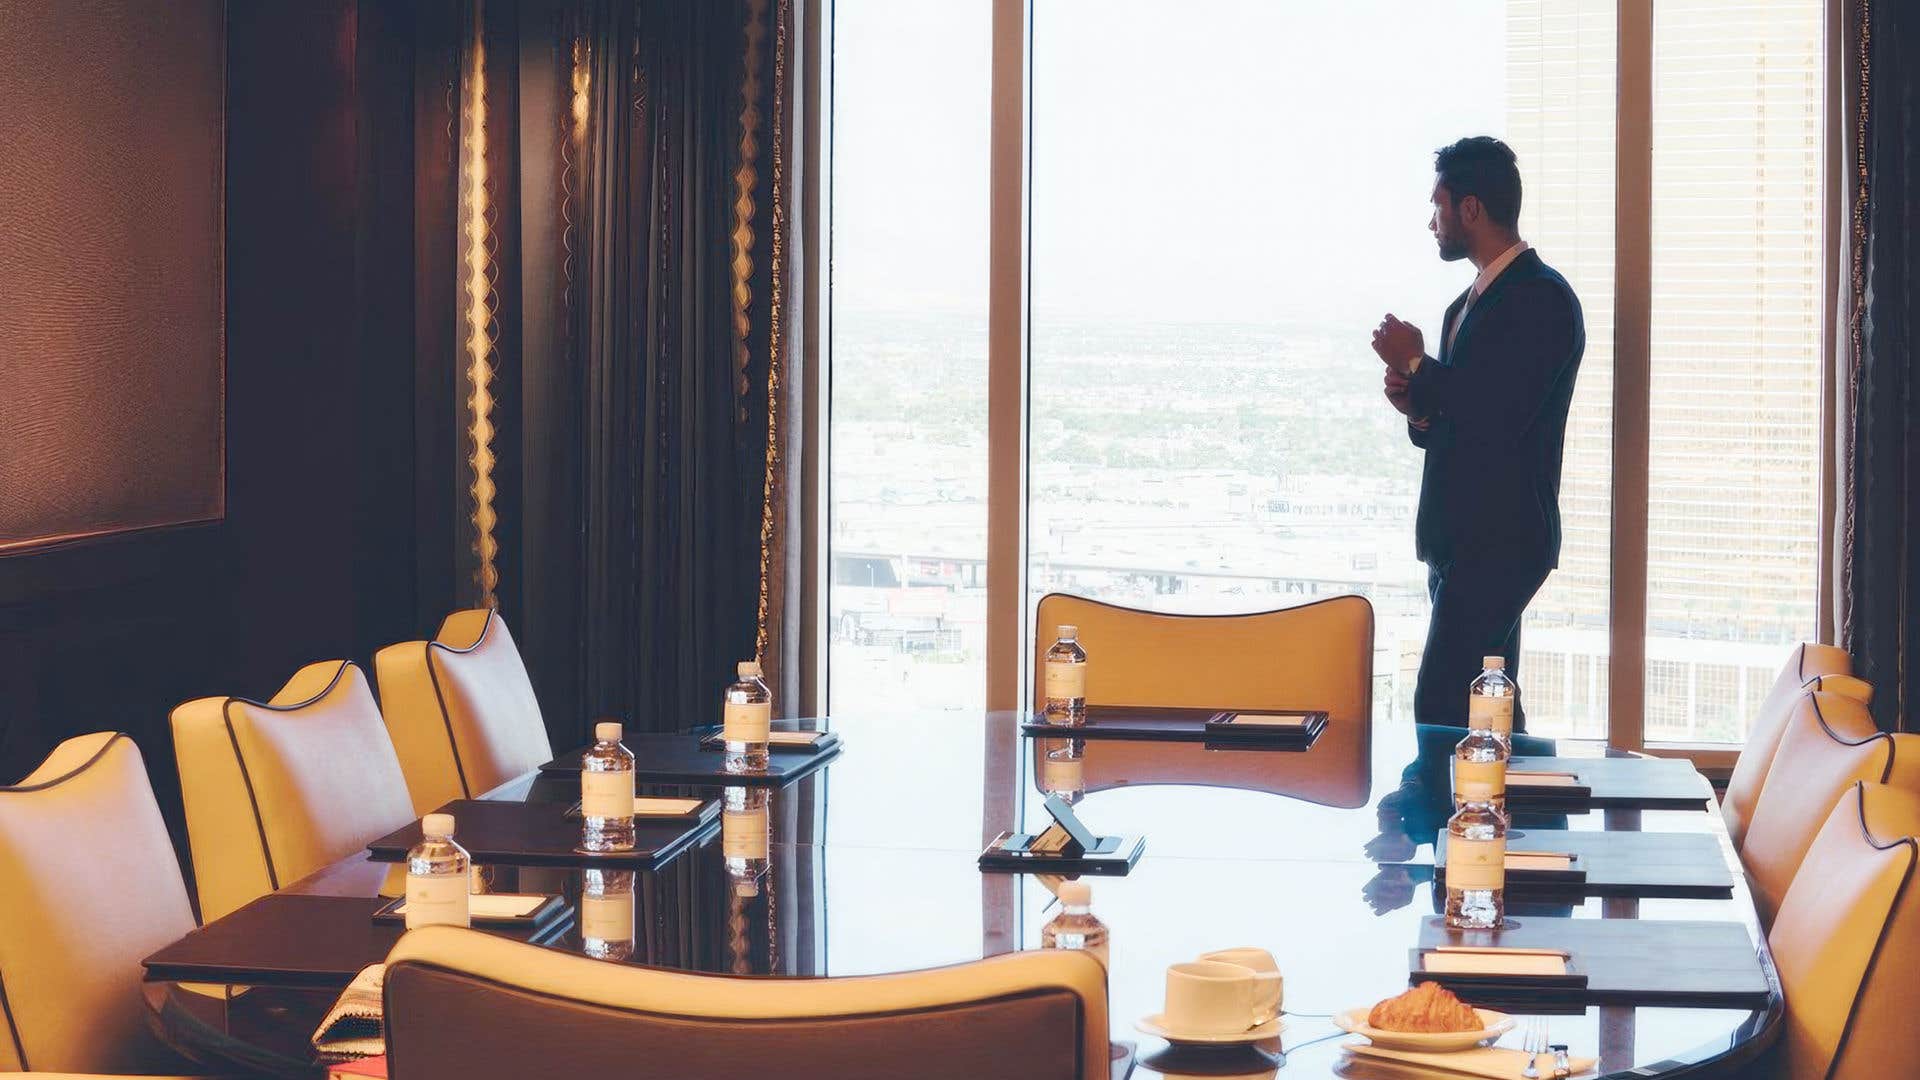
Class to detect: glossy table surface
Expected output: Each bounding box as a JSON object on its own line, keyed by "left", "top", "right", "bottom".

{"left": 145, "top": 713, "right": 1777, "bottom": 1079}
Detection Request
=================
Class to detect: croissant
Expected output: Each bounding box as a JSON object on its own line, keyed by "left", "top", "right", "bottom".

{"left": 1367, "top": 981, "right": 1482, "bottom": 1033}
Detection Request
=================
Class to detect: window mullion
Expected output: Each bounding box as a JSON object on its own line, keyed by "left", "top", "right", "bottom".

{"left": 1611, "top": 0, "right": 1654, "bottom": 754}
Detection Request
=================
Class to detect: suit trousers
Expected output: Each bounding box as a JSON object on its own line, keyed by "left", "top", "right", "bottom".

{"left": 1415, "top": 556, "right": 1551, "bottom": 730}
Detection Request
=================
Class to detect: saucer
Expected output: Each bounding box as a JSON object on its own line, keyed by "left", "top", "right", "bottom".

{"left": 1135, "top": 1013, "right": 1284, "bottom": 1045}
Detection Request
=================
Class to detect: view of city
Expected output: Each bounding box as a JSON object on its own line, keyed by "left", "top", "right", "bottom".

{"left": 828, "top": 0, "right": 1822, "bottom": 746}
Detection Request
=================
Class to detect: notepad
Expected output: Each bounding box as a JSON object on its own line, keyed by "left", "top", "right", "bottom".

{"left": 1223, "top": 712, "right": 1313, "bottom": 728}
{"left": 768, "top": 730, "right": 825, "bottom": 745}
{"left": 1507, "top": 771, "right": 1582, "bottom": 788}
{"left": 1422, "top": 949, "right": 1570, "bottom": 977}
{"left": 385, "top": 893, "right": 550, "bottom": 920}
{"left": 1505, "top": 852, "right": 1576, "bottom": 872}
{"left": 633, "top": 797, "right": 707, "bottom": 816}
{"left": 1345, "top": 1044, "right": 1598, "bottom": 1079}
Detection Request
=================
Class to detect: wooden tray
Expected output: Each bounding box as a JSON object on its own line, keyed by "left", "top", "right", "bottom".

{"left": 1412, "top": 915, "right": 1770, "bottom": 1009}
{"left": 538, "top": 730, "right": 841, "bottom": 788}
{"left": 1504, "top": 755, "right": 1714, "bottom": 812}
{"left": 366, "top": 798, "right": 720, "bottom": 871}
{"left": 1021, "top": 706, "right": 1327, "bottom": 749}
{"left": 142, "top": 894, "right": 571, "bottom": 987}
{"left": 1433, "top": 828, "right": 1735, "bottom": 899}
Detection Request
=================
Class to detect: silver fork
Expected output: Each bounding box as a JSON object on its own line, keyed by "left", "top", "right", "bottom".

{"left": 1519, "top": 1017, "right": 1545, "bottom": 1079}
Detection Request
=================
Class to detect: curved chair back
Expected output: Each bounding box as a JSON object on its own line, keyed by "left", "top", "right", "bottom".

{"left": 1032, "top": 594, "right": 1374, "bottom": 807}
{"left": 385, "top": 926, "right": 1109, "bottom": 1080}
{"left": 375, "top": 609, "right": 554, "bottom": 814}
{"left": 0, "top": 732, "right": 196, "bottom": 1074}
{"left": 1742, "top": 691, "right": 1920, "bottom": 926}
{"left": 1722, "top": 642, "right": 1860, "bottom": 850}
{"left": 172, "top": 660, "right": 414, "bottom": 922}
{"left": 1768, "top": 781, "right": 1920, "bottom": 1080}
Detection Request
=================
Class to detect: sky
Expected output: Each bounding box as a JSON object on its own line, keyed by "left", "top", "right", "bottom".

{"left": 831, "top": 0, "right": 1510, "bottom": 330}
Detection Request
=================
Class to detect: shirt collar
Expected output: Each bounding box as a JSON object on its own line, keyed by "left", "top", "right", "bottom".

{"left": 1471, "top": 240, "right": 1530, "bottom": 297}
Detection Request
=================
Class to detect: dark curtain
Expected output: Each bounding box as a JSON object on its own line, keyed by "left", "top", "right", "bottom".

{"left": 497, "top": 0, "right": 787, "bottom": 740}
{"left": 1846, "top": 0, "right": 1920, "bottom": 733}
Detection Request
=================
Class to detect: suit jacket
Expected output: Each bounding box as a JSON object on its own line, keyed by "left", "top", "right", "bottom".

{"left": 1406, "top": 249, "right": 1584, "bottom": 569}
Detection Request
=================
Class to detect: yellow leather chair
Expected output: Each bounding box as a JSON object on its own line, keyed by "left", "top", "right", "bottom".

{"left": 0, "top": 732, "right": 201, "bottom": 1076}
{"left": 383, "top": 926, "right": 1109, "bottom": 1080}
{"left": 172, "top": 661, "right": 414, "bottom": 923}
{"left": 374, "top": 609, "right": 555, "bottom": 815}
{"left": 1767, "top": 781, "right": 1920, "bottom": 1080}
{"left": 1721, "top": 642, "right": 1862, "bottom": 851}
{"left": 1740, "top": 690, "right": 1920, "bottom": 926}
{"left": 1032, "top": 593, "right": 1374, "bottom": 808}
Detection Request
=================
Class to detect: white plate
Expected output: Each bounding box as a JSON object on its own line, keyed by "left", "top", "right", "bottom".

{"left": 1332, "top": 1006, "right": 1514, "bottom": 1052}
{"left": 1134, "top": 1013, "right": 1285, "bottom": 1045}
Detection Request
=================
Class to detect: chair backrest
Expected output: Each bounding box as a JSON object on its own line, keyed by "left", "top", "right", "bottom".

{"left": 1032, "top": 594, "right": 1374, "bottom": 808}
{"left": 1723, "top": 642, "right": 1861, "bottom": 851}
{"left": 0, "top": 732, "right": 196, "bottom": 1074}
{"left": 384, "top": 926, "right": 1110, "bottom": 1080}
{"left": 1741, "top": 690, "right": 1920, "bottom": 926}
{"left": 375, "top": 608, "right": 554, "bottom": 814}
{"left": 172, "top": 660, "right": 415, "bottom": 922}
{"left": 1767, "top": 781, "right": 1920, "bottom": 1080}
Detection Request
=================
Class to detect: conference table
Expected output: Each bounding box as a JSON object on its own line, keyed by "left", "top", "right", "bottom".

{"left": 142, "top": 711, "right": 1779, "bottom": 1079}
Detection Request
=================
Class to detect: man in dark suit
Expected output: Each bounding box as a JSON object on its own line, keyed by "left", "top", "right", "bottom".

{"left": 1371, "top": 136, "right": 1584, "bottom": 730}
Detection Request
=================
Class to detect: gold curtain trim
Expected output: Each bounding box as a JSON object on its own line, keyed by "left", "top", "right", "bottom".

{"left": 1841, "top": 0, "right": 1871, "bottom": 648}
{"left": 462, "top": 0, "right": 501, "bottom": 608}
{"left": 731, "top": 0, "right": 768, "bottom": 421}
{"left": 755, "top": 0, "right": 789, "bottom": 665}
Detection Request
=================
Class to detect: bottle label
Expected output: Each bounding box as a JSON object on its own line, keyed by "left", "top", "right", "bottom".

{"left": 1453, "top": 758, "right": 1507, "bottom": 803}
{"left": 1448, "top": 836, "right": 1507, "bottom": 891}
{"left": 581, "top": 769, "right": 634, "bottom": 819}
{"left": 1469, "top": 695, "right": 1514, "bottom": 736}
{"left": 723, "top": 700, "right": 772, "bottom": 742}
{"left": 1044, "top": 660, "right": 1086, "bottom": 700}
{"left": 723, "top": 806, "right": 769, "bottom": 860}
{"left": 1042, "top": 756, "right": 1084, "bottom": 793}
{"left": 405, "top": 871, "right": 471, "bottom": 929}
{"left": 580, "top": 891, "right": 635, "bottom": 942}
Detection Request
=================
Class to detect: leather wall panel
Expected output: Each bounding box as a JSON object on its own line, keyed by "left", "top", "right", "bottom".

{"left": 0, "top": 0, "right": 225, "bottom": 551}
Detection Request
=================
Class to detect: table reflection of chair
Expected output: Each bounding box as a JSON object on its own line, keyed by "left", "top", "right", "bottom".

{"left": 1031, "top": 594, "right": 1374, "bottom": 809}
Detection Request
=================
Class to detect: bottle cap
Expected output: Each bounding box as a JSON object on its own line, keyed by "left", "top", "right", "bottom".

{"left": 1483, "top": 656, "right": 1506, "bottom": 670}
{"left": 1058, "top": 625, "right": 1078, "bottom": 639}
{"left": 1058, "top": 880, "right": 1091, "bottom": 906}
{"left": 422, "top": 813, "right": 455, "bottom": 838}
{"left": 595, "top": 721, "right": 623, "bottom": 742}
{"left": 738, "top": 660, "right": 763, "bottom": 678}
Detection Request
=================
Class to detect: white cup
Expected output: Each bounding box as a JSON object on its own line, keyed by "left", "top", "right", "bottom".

{"left": 1197, "top": 947, "right": 1284, "bottom": 1025}
{"left": 1164, "top": 960, "right": 1271, "bottom": 1036}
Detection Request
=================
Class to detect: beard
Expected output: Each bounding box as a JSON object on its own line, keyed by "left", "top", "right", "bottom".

{"left": 1436, "top": 235, "right": 1469, "bottom": 261}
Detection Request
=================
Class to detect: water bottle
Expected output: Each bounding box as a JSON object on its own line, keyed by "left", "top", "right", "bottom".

{"left": 1469, "top": 655, "right": 1517, "bottom": 741}
{"left": 405, "top": 813, "right": 471, "bottom": 929}
{"left": 1040, "top": 740, "right": 1086, "bottom": 805}
{"left": 580, "top": 868, "right": 636, "bottom": 961}
{"left": 1043, "top": 625, "right": 1088, "bottom": 725}
{"left": 1454, "top": 658, "right": 1513, "bottom": 815}
{"left": 1039, "top": 880, "right": 1110, "bottom": 970}
{"left": 579, "top": 720, "right": 636, "bottom": 852}
{"left": 722, "top": 785, "right": 770, "bottom": 889}
{"left": 724, "top": 660, "right": 772, "bottom": 774}
{"left": 1444, "top": 794, "right": 1508, "bottom": 930}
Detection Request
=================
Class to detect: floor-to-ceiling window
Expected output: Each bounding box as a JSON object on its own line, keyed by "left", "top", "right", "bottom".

{"left": 826, "top": 0, "right": 991, "bottom": 721}
{"left": 825, "top": 0, "right": 1827, "bottom": 757}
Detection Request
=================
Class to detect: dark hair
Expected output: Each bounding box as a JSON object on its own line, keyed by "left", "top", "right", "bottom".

{"left": 1434, "top": 136, "right": 1522, "bottom": 230}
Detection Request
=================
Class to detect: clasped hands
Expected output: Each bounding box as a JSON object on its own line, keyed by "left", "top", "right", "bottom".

{"left": 1371, "top": 313, "right": 1423, "bottom": 418}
